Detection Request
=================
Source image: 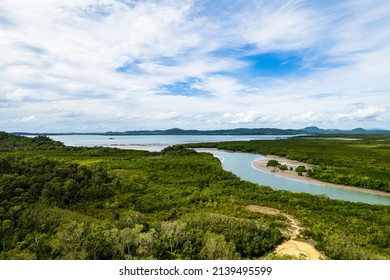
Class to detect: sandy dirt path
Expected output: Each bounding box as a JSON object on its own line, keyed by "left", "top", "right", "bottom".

{"left": 246, "top": 205, "right": 325, "bottom": 260}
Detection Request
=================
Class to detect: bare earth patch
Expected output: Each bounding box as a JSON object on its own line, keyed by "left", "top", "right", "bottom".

{"left": 246, "top": 205, "right": 325, "bottom": 260}
{"left": 275, "top": 240, "right": 323, "bottom": 260}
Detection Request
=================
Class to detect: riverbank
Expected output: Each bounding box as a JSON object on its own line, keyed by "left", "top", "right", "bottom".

{"left": 253, "top": 155, "right": 390, "bottom": 198}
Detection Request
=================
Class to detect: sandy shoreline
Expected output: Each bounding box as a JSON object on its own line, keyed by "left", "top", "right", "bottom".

{"left": 253, "top": 155, "right": 390, "bottom": 198}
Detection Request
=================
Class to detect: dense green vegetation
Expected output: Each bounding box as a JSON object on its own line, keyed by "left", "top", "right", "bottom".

{"left": 266, "top": 159, "right": 280, "bottom": 167}
{"left": 0, "top": 132, "right": 64, "bottom": 151}
{"left": 1, "top": 133, "right": 390, "bottom": 260}
{"left": 186, "top": 137, "right": 390, "bottom": 192}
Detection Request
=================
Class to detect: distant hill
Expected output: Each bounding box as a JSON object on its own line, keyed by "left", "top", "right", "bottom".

{"left": 0, "top": 131, "right": 64, "bottom": 151}
{"left": 11, "top": 126, "right": 390, "bottom": 136}
{"left": 301, "top": 126, "right": 390, "bottom": 135}
{"left": 118, "top": 128, "right": 305, "bottom": 135}
{"left": 13, "top": 128, "right": 304, "bottom": 136}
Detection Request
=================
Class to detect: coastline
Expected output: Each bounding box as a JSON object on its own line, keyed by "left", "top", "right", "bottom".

{"left": 253, "top": 155, "right": 390, "bottom": 198}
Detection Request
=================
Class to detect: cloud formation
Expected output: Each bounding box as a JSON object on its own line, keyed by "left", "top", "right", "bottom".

{"left": 1, "top": 0, "right": 389, "bottom": 132}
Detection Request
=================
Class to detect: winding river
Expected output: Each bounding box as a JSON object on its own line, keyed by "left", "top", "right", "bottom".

{"left": 201, "top": 150, "right": 390, "bottom": 206}
{"left": 48, "top": 135, "right": 390, "bottom": 206}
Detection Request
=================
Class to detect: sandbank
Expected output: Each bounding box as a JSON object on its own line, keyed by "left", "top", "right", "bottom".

{"left": 253, "top": 155, "right": 390, "bottom": 198}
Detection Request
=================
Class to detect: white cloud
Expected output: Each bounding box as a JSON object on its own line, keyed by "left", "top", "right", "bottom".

{"left": 326, "top": 0, "right": 390, "bottom": 58}
{"left": 154, "top": 112, "right": 180, "bottom": 120}
{"left": 9, "top": 115, "right": 37, "bottom": 123}
{"left": 1, "top": 89, "right": 30, "bottom": 101}
{"left": 193, "top": 76, "right": 247, "bottom": 98}
{"left": 0, "top": 0, "right": 389, "bottom": 131}
{"left": 241, "top": 0, "right": 324, "bottom": 52}
{"left": 20, "top": 115, "right": 36, "bottom": 122}
{"left": 291, "top": 111, "right": 325, "bottom": 123}
{"left": 332, "top": 106, "right": 387, "bottom": 122}
{"left": 221, "top": 111, "right": 263, "bottom": 124}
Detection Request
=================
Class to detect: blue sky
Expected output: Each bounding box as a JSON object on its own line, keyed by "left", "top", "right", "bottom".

{"left": 1, "top": 0, "right": 390, "bottom": 132}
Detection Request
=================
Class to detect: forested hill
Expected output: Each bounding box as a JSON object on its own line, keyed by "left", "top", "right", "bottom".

{"left": 0, "top": 132, "right": 64, "bottom": 151}
{"left": 12, "top": 128, "right": 303, "bottom": 135}
{"left": 106, "top": 128, "right": 304, "bottom": 135}
{"left": 11, "top": 126, "right": 390, "bottom": 136}
{"left": 1, "top": 132, "right": 390, "bottom": 260}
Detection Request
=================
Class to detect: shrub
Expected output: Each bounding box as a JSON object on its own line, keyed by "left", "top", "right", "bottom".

{"left": 266, "top": 160, "right": 279, "bottom": 167}
{"left": 295, "top": 165, "right": 307, "bottom": 173}
{"left": 279, "top": 164, "right": 288, "bottom": 171}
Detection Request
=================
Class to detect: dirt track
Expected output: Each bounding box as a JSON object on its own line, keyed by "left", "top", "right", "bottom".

{"left": 246, "top": 205, "right": 324, "bottom": 260}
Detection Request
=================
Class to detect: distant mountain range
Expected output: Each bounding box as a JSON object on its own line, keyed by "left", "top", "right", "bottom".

{"left": 301, "top": 126, "right": 390, "bottom": 135}
{"left": 12, "top": 126, "right": 390, "bottom": 136}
